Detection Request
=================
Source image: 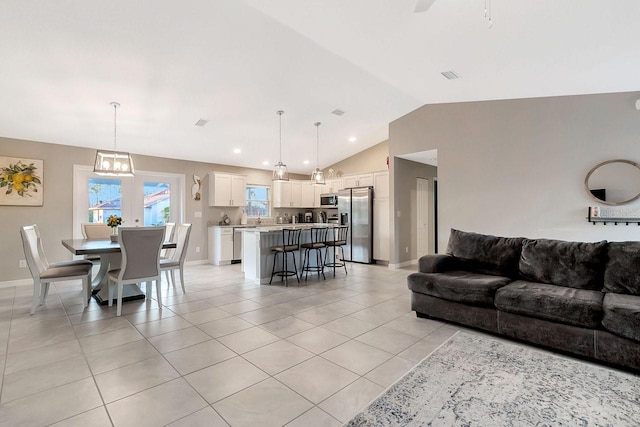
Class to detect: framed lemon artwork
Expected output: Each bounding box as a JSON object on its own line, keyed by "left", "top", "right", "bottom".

{"left": 0, "top": 156, "right": 43, "bottom": 206}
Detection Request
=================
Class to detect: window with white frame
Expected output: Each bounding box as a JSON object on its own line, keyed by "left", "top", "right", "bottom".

{"left": 245, "top": 185, "right": 270, "bottom": 218}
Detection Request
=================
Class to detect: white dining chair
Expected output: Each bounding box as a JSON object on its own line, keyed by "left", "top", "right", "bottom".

{"left": 161, "top": 223, "right": 192, "bottom": 293}
{"left": 107, "top": 226, "right": 165, "bottom": 316}
{"left": 81, "top": 223, "right": 112, "bottom": 239}
{"left": 20, "top": 224, "right": 93, "bottom": 315}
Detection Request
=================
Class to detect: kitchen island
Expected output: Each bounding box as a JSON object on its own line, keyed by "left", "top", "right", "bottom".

{"left": 241, "top": 224, "right": 337, "bottom": 284}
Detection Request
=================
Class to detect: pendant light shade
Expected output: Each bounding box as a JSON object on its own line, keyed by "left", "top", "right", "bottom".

{"left": 272, "top": 110, "right": 289, "bottom": 182}
{"left": 94, "top": 102, "right": 134, "bottom": 176}
{"left": 311, "top": 122, "right": 325, "bottom": 185}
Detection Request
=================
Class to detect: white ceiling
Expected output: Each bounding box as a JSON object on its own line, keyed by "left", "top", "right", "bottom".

{"left": 1, "top": 0, "right": 639, "bottom": 173}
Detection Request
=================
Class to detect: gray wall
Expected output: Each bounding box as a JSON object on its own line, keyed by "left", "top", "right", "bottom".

{"left": 324, "top": 140, "right": 388, "bottom": 175}
{"left": 393, "top": 158, "right": 437, "bottom": 264}
{"left": 389, "top": 91, "right": 640, "bottom": 265}
{"left": 0, "top": 136, "right": 306, "bottom": 282}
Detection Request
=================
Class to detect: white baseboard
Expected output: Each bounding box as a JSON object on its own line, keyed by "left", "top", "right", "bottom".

{"left": 389, "top": 259, "right": 418, "bottom": 269}
{"left": 0, "top": 278, "right": 32, "bottom": 289}
{"left": 185, "top": 259, "right": 210, "bottom": 266}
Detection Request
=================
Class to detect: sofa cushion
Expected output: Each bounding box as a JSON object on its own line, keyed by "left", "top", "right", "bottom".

{"left": 518, "top": 238, "right": 607, "bottom": 290}
{"left": 495, "top": 280, "right": 604, "bottom": 328}
{"left": 407, "top": 271, "right": 511, "bottom": 307}
{"left": 604, "top": 241, "right": 640, "bottom": 295}
{"left": 446, "top": 229, "right": 524, "bottom": 278}
{"left": 602, "top": 293, "right": 640, "bottom": 343}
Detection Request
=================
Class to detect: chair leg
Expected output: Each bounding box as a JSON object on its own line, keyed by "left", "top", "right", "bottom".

{"left": 30, "top": 280, "right": 41, "bottom": 315}
{"left": 302, "top": 249, "right": 309, "bottom": 281}
{"left": 41, "top": 282, "right": 50, "bottom": 304}
{"left": 179, "top": 267, "right": 186, "bottom": 293}
{"left": 340, "top": 246, "right": 348, "bottom": 275}
{"left": 116, "top": 282, "right": 123, "bottom": 316}
{"left": 317, "top": 249, "right": 325, "bottom": 280}
{"left": 269, "top": 252, "right": 279, "bottom": 285}
{"left": 108, "top": 280, "right": 114, "bottom": 307}
{"left": 155, "top": 279, "right": 162, "bottom": 310}
{"left": 146, "top": 281, "right": 153, "bottom": 305}
{"left": 283, "top": 250, "right": 288, "bottom": 287}
{"left": 291, "top": 251, "right": 300, "bottom": 283}
{"left": 82, "top": 275, "right": 89, "bottom": 308}
{"left": 170, "top": 270, "right": 177, "bottom": 289}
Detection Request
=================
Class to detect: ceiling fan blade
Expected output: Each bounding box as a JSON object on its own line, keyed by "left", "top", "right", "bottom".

{"left": 414, "top": 0, "right": 436, "bottom": 13}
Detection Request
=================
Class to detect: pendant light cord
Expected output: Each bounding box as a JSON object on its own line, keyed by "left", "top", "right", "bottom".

{"left": 315, "top": 122, "right": 321, "bottom": 169}
{"left": 277, "top": 110, "right": 284, "bottom": 163}
{"left": 111, "top": 101, "right": 120, "bottom": 151}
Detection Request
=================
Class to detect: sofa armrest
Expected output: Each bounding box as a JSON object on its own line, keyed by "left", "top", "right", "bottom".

{"left": 418, "top": 254, "right": 458, "bottom": 273}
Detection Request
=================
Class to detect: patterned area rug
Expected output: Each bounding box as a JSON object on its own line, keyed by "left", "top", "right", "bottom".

{"left": 346, "top": 332, "right": 640, "bottom": 426}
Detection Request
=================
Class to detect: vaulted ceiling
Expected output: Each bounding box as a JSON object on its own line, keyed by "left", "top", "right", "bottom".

{"left": 1, "top": 0, "right": 638, "bottom": 173}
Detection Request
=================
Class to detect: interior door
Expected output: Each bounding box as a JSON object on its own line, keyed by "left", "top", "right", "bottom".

{"left": 417, "top": 178, "right": 429, "bottom": 256}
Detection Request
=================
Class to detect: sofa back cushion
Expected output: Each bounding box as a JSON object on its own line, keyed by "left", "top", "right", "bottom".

{"left": 446, "top": 229, "right": 524, "bottom": 278}
{"left": 604, "top": 241, "right": 640, "bottom": 295}
{"left": 519, "top": 239, "right": 607, "bottom": 290}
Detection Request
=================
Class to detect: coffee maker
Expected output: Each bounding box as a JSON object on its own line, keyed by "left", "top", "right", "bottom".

{"left": 304, "top": 211, "right": 313, "bottom": 223}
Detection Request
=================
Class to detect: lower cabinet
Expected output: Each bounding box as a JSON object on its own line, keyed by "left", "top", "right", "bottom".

{"left": 373, "top": 197, "right": 390, "bottom": 262}
{"left": 209, "top": 227, "right": 234, "bottom": 265}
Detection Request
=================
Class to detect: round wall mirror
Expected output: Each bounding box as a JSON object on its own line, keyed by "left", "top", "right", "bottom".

{"left": 585, "top": 159, "right": 640, "bottom": 205}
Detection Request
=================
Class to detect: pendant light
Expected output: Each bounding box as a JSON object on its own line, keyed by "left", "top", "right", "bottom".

{"left": 272, "top": 110, "right": 289, "bottom": 181}
{"left": 93, "top": 102, "right": 135, "bottom": 176}
{"left": 311, "top": 122, "right": 325, "bottom": 185}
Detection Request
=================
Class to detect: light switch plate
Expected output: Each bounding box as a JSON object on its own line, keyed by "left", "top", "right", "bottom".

{"left": 194, "top": 211, "right": 202, "bottom": 218}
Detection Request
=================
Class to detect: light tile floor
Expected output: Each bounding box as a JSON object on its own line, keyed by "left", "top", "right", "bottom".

{"left": 0, "top": 263, "right": 462, "bottom": 426}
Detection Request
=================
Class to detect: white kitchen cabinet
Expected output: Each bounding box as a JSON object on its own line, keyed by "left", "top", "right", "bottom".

{"left": 343, "top": 173, "right": 374, "bottom": 188}
{"left": 326, "top": 178, "right": 343, "bottom": 193}
{"left": 373, "top": 197, "right": 390, "bottom": 261}
{"left": 272, "top": 181, "right": 291, "bottom": 208}
{"left": 208, "top": 172, "right": 246, "bottom": 207}
{"left": 300, "top": 181, "right": 314, "bottom": 208}
{"left": 291, "top": 181, "right": 302, "bottom": 207}
{"left": 373, "top": 171, "right": 389, "bottom": 198}
{"left": 209, "top": 226, "right": 234, "bottom": 265}
{"left": 314, "top": 184, "right": 324, "bottom": 207}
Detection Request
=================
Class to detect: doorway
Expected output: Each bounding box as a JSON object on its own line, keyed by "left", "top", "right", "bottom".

{"left": 417, "top": 178, "right": 429, "bottom": 256}
{"left": 73, "top": 165, "right": 185, "bottom": 238}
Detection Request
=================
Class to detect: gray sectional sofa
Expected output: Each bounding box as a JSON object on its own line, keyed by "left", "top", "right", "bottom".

{"left": 407, "top": 229, "right": 640, "bottom": 371}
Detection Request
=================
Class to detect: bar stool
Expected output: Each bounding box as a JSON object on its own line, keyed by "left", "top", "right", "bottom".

{"left": 324, "top": 226, "right": 349, "bottom": 276}
{"left": 301, "top": 227, "right": 328, "bottom": 281}
{"left": 269, "top": 228, "right": 302, "bottom": 286}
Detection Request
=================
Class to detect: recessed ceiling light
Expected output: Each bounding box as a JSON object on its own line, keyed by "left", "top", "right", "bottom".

{"left": 262, "top": 161, "right": 269, "bottom": 166}
{"left": 348, "top": 137, "right": 357, "bottom": 142}
{"left": 233, "top": 148, "right": 241, "bottom": 154}
{"left": 332, "top": 109, "right": 345, "bottom": 116}
{"left": 195, "top": 119, "right": 209, "bottom": 127}
{"left": 303, "top": 160, "right": 310, "bottom": 165}
{"left": 441, "top": 70, "right": 460, "bottom": 80}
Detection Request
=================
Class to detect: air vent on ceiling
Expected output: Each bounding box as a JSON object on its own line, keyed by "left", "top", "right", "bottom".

{"left": 195, "top": 119, "right": 209, "bottom": 127}
{"left": 441, "top": 71, "right": 460, "bottom": 80}
{"left": 331, "top": 109, "right": 345, "bottom": 116}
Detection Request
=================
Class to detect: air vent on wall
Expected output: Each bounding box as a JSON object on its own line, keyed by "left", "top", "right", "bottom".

{"left": 441, "top": 71, "right": 460, "bottom": 80}
{"left": 331, "top": 109, "right": 345, "bottom": 116}
{"left": 195, "top": 119, "right": 209, "bottom": 127}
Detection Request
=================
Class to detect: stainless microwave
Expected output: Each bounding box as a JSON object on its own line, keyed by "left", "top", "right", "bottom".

{"left": 320, "top": 193, "right": 338, "bottom": 207}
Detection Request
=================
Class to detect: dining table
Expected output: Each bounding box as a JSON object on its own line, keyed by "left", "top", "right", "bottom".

{"left": 61, "top": 238, "right": 177, "bottom": 305}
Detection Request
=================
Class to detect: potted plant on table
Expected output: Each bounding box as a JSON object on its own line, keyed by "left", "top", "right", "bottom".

{"left": 106, "top": 215, "right": 123, "bottom": 242}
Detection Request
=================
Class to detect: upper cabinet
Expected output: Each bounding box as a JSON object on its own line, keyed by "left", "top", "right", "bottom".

{"left": 208, "top": 172, "right": 246, "bottom": 207}
{"left": 373, "top": 171, "right": 389, "bottom": 199}
{"left": 272, "top": 181, "right": 291, "bottom": 208}
{"left": 343, "top": 173, "right": 374, "bottom": 188}
{"left": 325, "top": 178, "right": 343, "bottom": 194}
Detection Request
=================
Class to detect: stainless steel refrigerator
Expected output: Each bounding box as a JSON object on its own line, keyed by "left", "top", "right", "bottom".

{"left": 338, "top": 187, "right": 374, "bottom": 263}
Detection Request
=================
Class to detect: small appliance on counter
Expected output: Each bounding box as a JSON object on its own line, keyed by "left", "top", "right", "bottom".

{"left": 328, "top": 214, "right": 339, "bottom": 224}
{"left": 304, "top": 211, "right": 313, "bottom": 223}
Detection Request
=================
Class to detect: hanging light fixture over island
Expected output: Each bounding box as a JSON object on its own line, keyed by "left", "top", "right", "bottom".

{"left": 311, "top": 121, "right": 325, "bottom": 185}
{"left": 272, "top": 110, "right": 289, "bottom": 181}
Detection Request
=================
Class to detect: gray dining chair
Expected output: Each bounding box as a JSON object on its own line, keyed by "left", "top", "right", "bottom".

{"left": 160, "top": 223, "right": 192, "bottom": 293}
{"left": 20, "top": 224, "right": 93, "bottom": 315}
{"left": 107, "top": 226, "right": 165, "bottom": 316}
